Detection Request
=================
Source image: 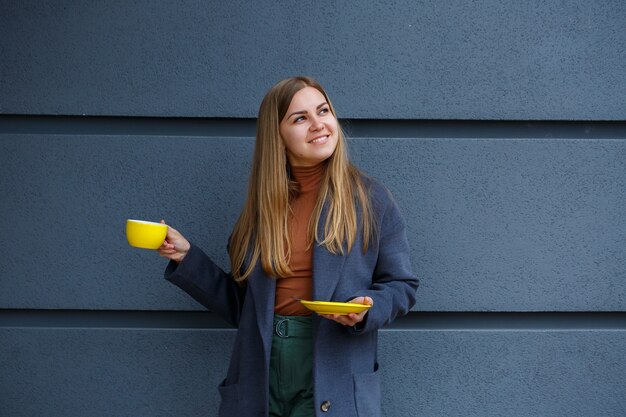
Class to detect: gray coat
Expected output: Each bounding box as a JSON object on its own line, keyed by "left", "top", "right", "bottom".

{"left": 165, "top": 179, "right": 419, "bottom": 416}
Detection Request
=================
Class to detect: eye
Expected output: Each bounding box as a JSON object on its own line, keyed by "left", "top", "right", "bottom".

{"left": 319, "top": 107, "right": 330, "bottom": 115}
{"left": 294, "top": 115, "right": 306, "bottom": 123}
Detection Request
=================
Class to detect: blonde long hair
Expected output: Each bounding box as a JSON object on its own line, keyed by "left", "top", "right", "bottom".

{"left": 229, "top": 76, "right": 374, "bottom": 282}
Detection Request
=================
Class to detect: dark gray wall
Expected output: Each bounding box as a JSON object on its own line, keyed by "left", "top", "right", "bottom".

{"left": 1, "top": 1, "right": 625, "bottom": 416}
{"left": 2, "top": 1, "right": 625, "bottom": 119}
{"left": 1, "top": 133, "right": 625, "bottom": 312}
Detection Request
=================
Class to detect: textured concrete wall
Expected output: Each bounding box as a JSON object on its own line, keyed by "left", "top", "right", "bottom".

{"left": 1, "top": 133, "right": 625, "bottom": 311}
{"left": 1, "top": 1, "right": 625, "bottom": 416}
{"left": 2, "top": 329, "right": 625, "bottom": 417}
{"left": 1, "top": 1, "right": 625, "bottom": 119}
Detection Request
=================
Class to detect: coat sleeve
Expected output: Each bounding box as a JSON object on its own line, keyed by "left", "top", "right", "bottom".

{"left": 348, "top": 191, "right": 419, "bottom": 335}
{"left": 164, "top": 243, "right": 245, "bottom": 328}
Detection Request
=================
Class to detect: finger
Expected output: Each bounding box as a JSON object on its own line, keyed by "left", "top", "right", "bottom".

{"left": 161, "top": 219, "right": 177, "bottom": 234}
{"left": 165, "top": 228, "right": 177, "bottom": 239}
{"left": 336, "top": 314, "right": 351, "bottom": 323}
{"left": 320, "top": 313, "right": 345, "bottom": 324}
{"left": 346, "top": 313, "right": 360, "bottom": 325}
{"left": 159, "top": 243, "right": 174, "bottom": 251}
{"left": 350, "top": 296, "right": 373, "bottom": 306}
{"left": 160, "top": 221, "right": 179, "bottom": 237}
{"left": 348, "top": 311, "right": 368, "bottom": 325}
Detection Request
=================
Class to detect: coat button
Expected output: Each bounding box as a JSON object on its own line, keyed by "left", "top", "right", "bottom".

{"left": 320, "top": 400, "right": 331, "bottom": 412}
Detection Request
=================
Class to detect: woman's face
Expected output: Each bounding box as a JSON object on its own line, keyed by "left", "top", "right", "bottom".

{"left": 279, "top": 86, "right": 339, "bottom": 168}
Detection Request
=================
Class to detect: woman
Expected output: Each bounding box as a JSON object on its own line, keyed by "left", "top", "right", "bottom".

{"left": 159, "top": 76, "right": 418, "bottom": 417}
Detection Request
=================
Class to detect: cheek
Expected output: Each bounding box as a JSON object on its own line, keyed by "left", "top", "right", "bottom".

{"left": 283, "top": 127, "right": 305, "bottom": 146}
{"left": 279, "top": 126, "right": 291, "bottom": 145}
{"left": 281, "top": 131, "right": 301, "bottom": 154}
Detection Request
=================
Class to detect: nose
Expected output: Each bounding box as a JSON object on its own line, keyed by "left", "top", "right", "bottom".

{"left": 309, "top": 116, "right": 324, "bottom": 131}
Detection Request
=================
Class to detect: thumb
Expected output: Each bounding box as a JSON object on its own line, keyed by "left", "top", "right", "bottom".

{"left": 160, "top": 219, "right": 180, "bottom": 239}
{"left": 350, "top": 296, "right": 373, "bottom": 306}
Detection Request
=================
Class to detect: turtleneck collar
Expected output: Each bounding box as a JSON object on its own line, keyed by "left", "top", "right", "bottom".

{"left": 290, "top": 162, "right": 325, "bottom": 194}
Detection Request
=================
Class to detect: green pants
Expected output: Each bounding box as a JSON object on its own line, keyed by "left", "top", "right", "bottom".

{"left": 269, "top": 315, "right": 314, "bottom": 417}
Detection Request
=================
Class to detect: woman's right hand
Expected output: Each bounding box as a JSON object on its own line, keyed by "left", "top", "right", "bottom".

{"left": 158, "top": 220, "right": 191, "bottom": 264}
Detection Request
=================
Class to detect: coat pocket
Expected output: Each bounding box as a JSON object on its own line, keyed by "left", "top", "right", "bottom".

{"left": 353, "top": 363, "right": 381, "bottom": 417}
{"left": 217, "top": 379, "right": 239, "bottom": 415}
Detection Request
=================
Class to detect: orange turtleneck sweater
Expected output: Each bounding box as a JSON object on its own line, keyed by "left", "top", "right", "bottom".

{"left": 274, "top": 163, "right": 324, "bottom": 316}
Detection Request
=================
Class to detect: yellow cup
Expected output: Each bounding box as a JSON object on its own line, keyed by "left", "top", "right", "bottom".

{"left": 126, "top": 219, "right": 168, "bottom": 249}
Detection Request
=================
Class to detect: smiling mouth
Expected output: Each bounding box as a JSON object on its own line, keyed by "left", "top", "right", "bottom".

{"left": 308, "top": 135, "right": 329, "bottom": 144}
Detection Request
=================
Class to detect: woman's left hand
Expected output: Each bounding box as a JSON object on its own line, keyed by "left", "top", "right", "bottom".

{"left": 319, "top": 296, "right": 374, "bottom": 326}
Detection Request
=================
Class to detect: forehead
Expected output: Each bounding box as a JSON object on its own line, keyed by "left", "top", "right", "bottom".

{"left": 287, "top": 86, "right": 326, "bottom": 109}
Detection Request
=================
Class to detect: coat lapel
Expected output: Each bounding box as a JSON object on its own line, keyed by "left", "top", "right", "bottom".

{"left": 247, "top": 263, "right": 275, "bottom": 362}
{"left": 312, "top": 243, "right": 347, "bottom": 302}
{"left": 246, "top": 202, "right": 346, "bottom": 356}
{"left": 312, "top": 203, "right": 347, "bottom": 302}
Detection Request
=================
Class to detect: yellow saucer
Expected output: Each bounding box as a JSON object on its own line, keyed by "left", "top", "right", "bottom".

{"left": 300, "top": 300, "right": 372, "bottom": 315}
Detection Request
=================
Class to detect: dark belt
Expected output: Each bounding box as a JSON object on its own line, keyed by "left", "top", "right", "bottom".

{"left": 273, "top": 315, "right": 312, "bottom": 339}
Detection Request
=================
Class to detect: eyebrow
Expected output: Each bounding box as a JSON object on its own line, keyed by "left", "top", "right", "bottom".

{"left": 287, "top": 102, "right": 328, "bottom": 120}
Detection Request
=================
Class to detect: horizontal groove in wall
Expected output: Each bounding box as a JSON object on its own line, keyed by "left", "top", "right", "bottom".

{"left": 1, "top": 310, "right": 624, "bottom": 331}
{"left": 1, "top": 115, "right": 625, "bottom": 139}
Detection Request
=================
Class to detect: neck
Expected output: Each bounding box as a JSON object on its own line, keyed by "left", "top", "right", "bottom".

{"left": 290, "top": 162, "right": 325, "bottom": 193}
